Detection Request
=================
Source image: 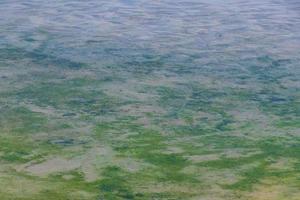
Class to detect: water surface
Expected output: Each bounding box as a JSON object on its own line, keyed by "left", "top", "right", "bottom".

{"left": 0, "top": 0, "right": 299, "bottom": 199}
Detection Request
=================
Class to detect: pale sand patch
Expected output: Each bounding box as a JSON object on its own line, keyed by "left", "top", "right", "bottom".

{"left": 181, "top": 162, "right": 240, "bottom": 185}
{"left": 24, "top": 157, "right": 82, "bottom": 177}
{"left": 185, "top": 154, "right": 219, "bottom": 163}
{"left": 135, "top": 116, "right": 152, "bottom": 127}
{"left": 189, "top": 185, "right": 235, "bottom": 200}
{"left": 187, "top": 161, "right": 261, "bottom": 186}
{"left": 163, "top": 118, "right": 187, "bottom": 126}
{"left": 267, "top": 157, "right": 296, "bottom": 171}
{"left": 19, "top": 146, "right": 112, "bottom": 181}
{"left": 198, "top": 167, "right": 242, "bottom": 186}
{"left": 139, "top": 182, "right": 234, "bottom": 200}
{"left": 247, "top": 184, "right": 300, "bottom": 200}
{"left": 0, "top": 173, "right": 96, "bottom": 200}
{"left": 164, "top": 146, "right": 185, "bottom": 154}
{"left": 181, "top": 165, "right": 199, "bottom": 175}
{"left": 228, "top": 106, "right": 274, "bottom": 133}
{"left": 221, "top": 149, "right": 262, "bottom": 159}
{"left": 81, "top": 146, "right": 114, "bottom": 182}
{"left": 103, "top": 82, "right": 157, "bottom": 102}
{"left": 62, "top": 174, "right": 75, "bottom": 180}
{"left": 116, "top": 158, "right": 146, "bottom": 173}
{"left": 19, "top": 145, "right": 148, "bottom": 182}
{"left": 22, "top": 103, "right": 57, "bottom": 116}
{"left": 138, "top": 182, "right": 200, "bottom": 194}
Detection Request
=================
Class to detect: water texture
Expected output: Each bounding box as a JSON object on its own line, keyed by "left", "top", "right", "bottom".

{"left": 0, "top": 0, "right": 300, "bottom": 199}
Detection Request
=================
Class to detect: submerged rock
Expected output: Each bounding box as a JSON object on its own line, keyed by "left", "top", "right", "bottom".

{"left": 49, "top": 138, "right": 75, "bottom": 146}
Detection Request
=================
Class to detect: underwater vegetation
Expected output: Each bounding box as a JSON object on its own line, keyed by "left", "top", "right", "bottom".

{"left": 0, "top": 0, "right": 300, "bottom": 199}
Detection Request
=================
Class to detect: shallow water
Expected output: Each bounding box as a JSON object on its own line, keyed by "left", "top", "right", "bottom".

{"left": 0, "top": 0, "right": 300, "bottom": 199}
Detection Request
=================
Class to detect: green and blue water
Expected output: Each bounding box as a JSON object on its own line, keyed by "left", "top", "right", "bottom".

{"left": 0, "top": 0, "right": 299, "bottom": 199}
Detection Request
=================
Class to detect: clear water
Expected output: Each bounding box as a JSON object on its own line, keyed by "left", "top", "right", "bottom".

{"left": 0, "top": 0, "right": 300, "bottom": 199}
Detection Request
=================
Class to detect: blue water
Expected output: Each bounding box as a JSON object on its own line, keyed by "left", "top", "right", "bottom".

{"left": 1, "top": 0, "right": 299, "bottom": 71}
